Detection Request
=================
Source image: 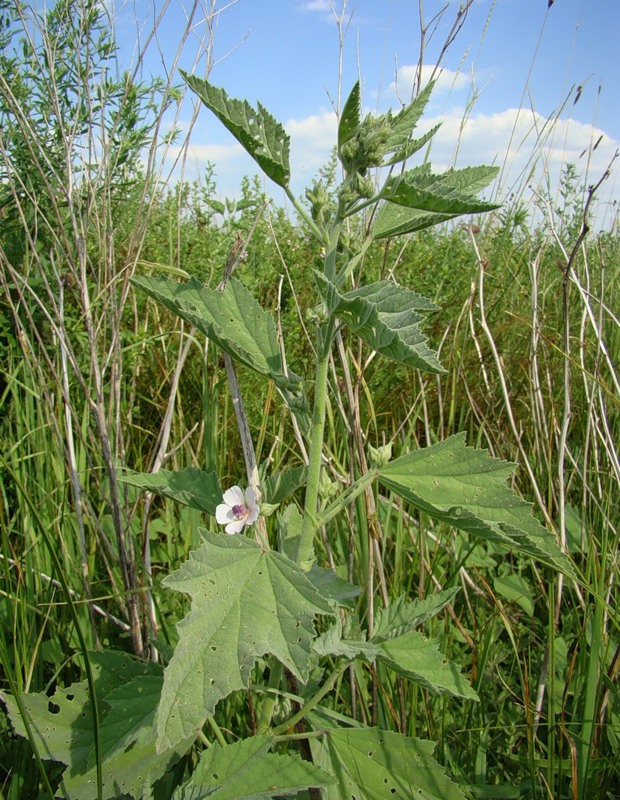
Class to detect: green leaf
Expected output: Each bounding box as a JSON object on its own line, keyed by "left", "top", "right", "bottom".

{"left": 493, "top": 575, "right": 535, "bottom": 617}
{"left": 156, "top": 533, "right": 335, "bottom": 751}
{"left": 307, "top": 564, "right": 362, "bottom": 609}
{"left": 87, "top": 675, "right": 163, "bottom": 767}
{"left": 315, "top": 272, "right": 443, "bottom": 373}
{"left": 119, "top": 467, "right": 221, "bottom": 515}
{"left": 182, "top": 73, "right": 290, "bottom": 187}
{"left": 1, "top": 681, "right": 93, "bottom": 770}
{"left": 381, "top": 164, "right": 500, "bottom": 212}
{"left": 379, "top": 433, "right": 575, "bottom": 576}
{"left": 338, "top": 81, "right": 362, "bottom": 151}
{"left": 382, "top": 124, "right": 441, "bottom": 166}
{"left": 313, "top": 726, "right": 468, "bottom": 800}
{"left": 374, "top": 631, "right": 478, "bottom": 700}
{"left": 372, "top": 203, "right": 456, "bottom": 239}
{"left": 313, "top": 618, "right": 380, "bottom": 660}
{"left": 132, "top": 276, "right": 298, "bottom": 389}
{"left": 1, "top": 652, "right": 183, "bottom": 800}
{"left": 373, "top": 163, "right": 499, "bottom": 239}
{"left": 381, "top": 81, "right": 437, "bottom": 164}
{"left": 261, "top": 465, "right": 306, "bottom": 505}
{"left": 172, "top": 735, "right": 334, "bottom": 799}
{"left": 373, "top": 588, "right": 460, "bottom": 640}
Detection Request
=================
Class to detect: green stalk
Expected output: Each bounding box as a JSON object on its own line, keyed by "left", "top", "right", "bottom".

{"left": 2, "top": 454, "right": 103, "bottom": 799}
{"left": 297, "top": 326, "right": 334, "bottom": 568}
{"left": 296, "top": 222, "right": 342, "bottom": 567}
{"left": 257, "top": 659, "right": 285, "bottom": 734}
{"left": 271, "top": 660, "right": 348, "bottom": 737}
{"left": 577, "top": 584, "right": 605, "bottom": 797}
{"left": 314, "top": 469, "right": 378, "bottom": 530}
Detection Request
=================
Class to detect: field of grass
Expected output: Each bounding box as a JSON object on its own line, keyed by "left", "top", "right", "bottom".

{"left": 1, "top": 1, "right": 618, "bottom": 798}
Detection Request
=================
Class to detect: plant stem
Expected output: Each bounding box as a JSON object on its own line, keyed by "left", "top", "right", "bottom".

{"left": 314, "top": 469, "right": 378, "bottom": 530}
{"left": 256, "top": 660, "right": 284, "bottom": 734}
{"left": 297, "top": 323, "right": 334, "bottom": 567}
{"left": 271, "top": 661, "right": 348, "bottom": 737}
{"left": 296, "top": 220, "right": 342, "bottom": 566}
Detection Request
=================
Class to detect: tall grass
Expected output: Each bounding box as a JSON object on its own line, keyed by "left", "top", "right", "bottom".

{"left": 1, "top": 0, "right": 618, "bottom": 798}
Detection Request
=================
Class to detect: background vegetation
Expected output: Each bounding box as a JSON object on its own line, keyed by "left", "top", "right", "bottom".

{"left": 1, "top": 0, "right": 618, "bottom": 798}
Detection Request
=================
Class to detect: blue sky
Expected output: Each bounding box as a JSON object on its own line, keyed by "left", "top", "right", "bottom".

{"left": 113, "top": 0, "right": 619, "bottom": 227}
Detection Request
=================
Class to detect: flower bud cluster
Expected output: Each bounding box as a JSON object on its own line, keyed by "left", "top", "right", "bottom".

{"left": 305, "top": 180, "right": 333, "bottom": 227}
{"left": 339, "top": 114, "right": 392, "bottom": 175}
{"left": 318, "top": 469, "right": 340, "bottom": 500}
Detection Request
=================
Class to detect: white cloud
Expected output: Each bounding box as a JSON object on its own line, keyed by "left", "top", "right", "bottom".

{"left": 286, "top": 110, "right": 338, "bottom": 182}
{"left": 388, "top": 64, "right": 470, "bottom": 100}
{"left": 160, "top": 104, "right": 618, "bottom": 228}
{"left": 299, "top": 0, "right": 332, "bottom": 12}
{"left": 420, "top": 107, "right": 617, "bottom": 188}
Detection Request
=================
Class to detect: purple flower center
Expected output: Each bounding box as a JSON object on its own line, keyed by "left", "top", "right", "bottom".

{"left": 231, "top": 503, "right": 246, "bottom": 520}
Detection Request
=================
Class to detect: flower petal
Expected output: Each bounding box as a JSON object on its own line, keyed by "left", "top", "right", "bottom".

{"left": 225, "top": 519, "right": 245, "bottom": 535}
{"left": 215, "top": 503, "right": 232, "bottom": 524}
{"left": 245, "top": 505, "right": 259, "bottom": 525}
{"left": 222, "top": 486, "right": 244, "bottom": 506}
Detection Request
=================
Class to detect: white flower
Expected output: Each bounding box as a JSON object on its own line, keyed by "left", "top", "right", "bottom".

{"left": 215, "top": 485, "right": 260, "bottom": 534}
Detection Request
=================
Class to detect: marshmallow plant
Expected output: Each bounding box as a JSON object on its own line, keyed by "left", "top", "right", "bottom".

{"left": 3, "top": 76, "right": 575, "bottom": 800}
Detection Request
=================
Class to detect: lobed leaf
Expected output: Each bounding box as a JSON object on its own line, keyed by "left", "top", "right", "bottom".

{"left": 373, "top": 631, "right": 478, "bottom": 700}
{"left": 172, "top": 735, "right": 334, "bottom": 799}
{"left": 261, "top": 465, "right": 306, "bottom": 505}
{"left": 1, "top": 652, "right": 182, "bottom": 800}
{"left": 315, "top": 272, "right": 443, "bottom": 373}
{"left": 381, "top": 81, "right": 436, "bottom": 164}
{"left": 373, "top": 588, "right": 460, "bottom": 641}
{"left": 338, "top": 80, "right": 362, "bottom": 151}
{"left": 379, "top": 433, "right": 575, "bottom": 576}
{"left": 156, "top": 533, "right": 335, "bottom": 752}
{"left": 131, "top": 276, "right": 305, "bottom": 422}
{"left": 313, "top": 618, "right": 380, "bottom": 661}
{"left": 119, "top": 467, "right": 221, "bottom": 515}
{"left": 372, "top": 203, "right": 456, "bottom": 239}
{"left": 383, "top": 163, "right": 500, "bottom": 208}
{"left": 313, "top": 726, "right": 468, "bottom": 800}
{"left": 373, "top": 163, "right": 499, "bottom": 238}
{"left": 382, "top": 124, "right": 441, "bottom": 167}
{"left": 183, "top": 73, "right": 290, "bottom": 187}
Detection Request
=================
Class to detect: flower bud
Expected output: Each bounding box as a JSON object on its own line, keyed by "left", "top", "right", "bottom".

{"left": 368, "top": 442, "right": 393, "bottom": 467}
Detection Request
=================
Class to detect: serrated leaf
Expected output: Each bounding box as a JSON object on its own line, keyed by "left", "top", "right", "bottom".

{"left": 381, "top": 81, "right": 436, "bottom": 163}
{"left": 374, "top": 631, "right": 478, "bottom": 700}
{"left": 156, "top": 533, "right": 335, "bottom": 751}
{"left": 63, "top": 729, "right": 183, "bottom": 800}
{"left": 313, "top": 618, "right": 380, "bottom": 660}
{"left": 1, "top": 681, "right": 93, "bottom": 769}
{"left": 381, "top": 164, "right": 500, "bottom": 213}
{"left": 261, "top": 465, "right": 306, "bottom": 505}
{"left": 1, "top": 652, "right": 181, "bottom": 800}
{"left": 172, "top": 735, "right": 334, "bottom": 800}
{"left": 382, "top": 124, "right": 440, "bottom": 167}
{"left": 338, "top": 81, "right": 362, "bottom": 151}
{"left": 130, "top": 276, "right": 305, "bottom": 421}
{"left": 307, "top": 564, "right": 361, "bottom": 609}
{"left": 119, "top": 467, "right": 221, "bottom": 515}
{"left": 373, "top": 588, "right": 460, "bottom": 641}
{"left": 372, "top": 203, "right": 456, "bottom": 239}
{"left": 315, "top": 272, "right": 443, "bottom": 373}
{"left": 379, "top": 433, "right": 575, "bottom": 575}
{"left": 183, "top": 73, "right": 290, "bottom": 187}
{"left": 373, "top": 163, "right": 499, "bottom": 238}
{"left": 88, "top": 675, "right": 163, "bottom": 767}
{"left": 314, "top": 726, "right": 468, "bottom": 800}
